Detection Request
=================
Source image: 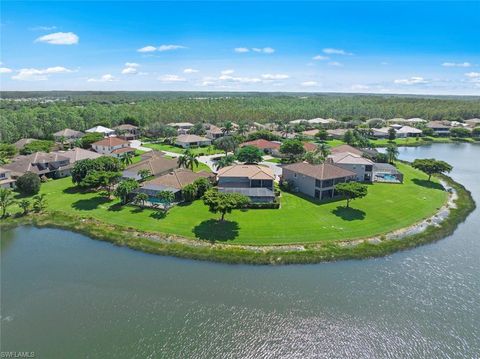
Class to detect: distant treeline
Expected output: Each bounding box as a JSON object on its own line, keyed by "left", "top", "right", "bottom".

{"left": 1, "top": 91, "right": 480, "bottom": 143}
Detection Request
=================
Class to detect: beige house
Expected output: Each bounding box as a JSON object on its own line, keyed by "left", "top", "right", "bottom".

{"left": 217, "top": 164, "right": 275, "bottom": 202}
{"left": 114, "top": 124, "right": 140, "bottom": 140}
{"left": 122, "top": 151, "right": 179, "bottom": 180}
{"left": 175, "top": 134, "right": 212, "bottom": 148}
{"left": 91, "top": 137, "right": 135, "bottom": 158}
{"left": 327, "top": 152, "right": 374, "bottom": 182}
{"left": 0, "top": 167, "right": 16, "bottom": 189}
{"left": 3, "top": 152, "right": 71, "bottom": 179}
{"left": 282, "top": 162, "right": 356, "bottom": 200}
{"left": 53, "top": 128, "right": 84, "bottom": 143}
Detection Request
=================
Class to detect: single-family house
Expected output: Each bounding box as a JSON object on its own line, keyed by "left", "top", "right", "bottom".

{"left": 57, "top": 147, "right": 103, "bottom": 163}
{"left": 122, "top": 152, "right": 179, "bottom": 180}
{"left": 13, "top": 138, "right": 35, "bottom": 151}
{"left": 326, "top": 129, "right": 348, "bottom": 140}
{"left": 373, "top": 163, "right": 404, "bottom": 183}
{"left": 175, "top": 134, "right": 212, "bottom": 148}
{"left": 396, "top": 126, "right": 423, "bottom": 138}
{"left": 308, "top": 118, "right": 335, "bottom": 126}
{"left": 465, "top": 118, "right": 480, "bottom": 128}
{"left": 302, "top": 129, "right": 319, "bottom": 138}
{"left": 327, "top": 151, "right": 374, "bottom": 182}
{"left": 426, "top": 121, "right": 450, "bottom": 136}
{"left": 3, "top": 152, "right": 71, "bottom": 179}
{"left": 289, "top": 119, "right": 309, "bottom": 125}
{"left": 330, "top": 144, "right": 363, "bottom": 156}
{"left": 167, "top": 122, "right": 194, "bottom": 135}
{"left": 114, "top": 124, "right": 139, "bottom": 140}
{"left": 53, "top": 128, "right": 84, "bottom": 143}
{"left": 91, "top": 137, "right": 135, "bottom": 158}
{"left": 217, "top": 164, "right": 276, "bottom": 203}
{"left": 0, "top": 167, "right": 16, "bottom": 189}
{"left": 240, "top": 139, "right": 281, "bottom": 154}
{"left": 136, "top": 168, "right": 212, "bottom": 202}
{"left": 406, "top": 118, "right": 427, "bottom": 124}
{"left": 282, "top": 162, "right": 356, "bottom": 200}
{"left": 205, "top": 124, "right": 224, "bottom": 140}
{"left": 85, "top": 125, "right": 115, "bottom": 136}
{"left": 371, "top": 127, "right": 390, "bottom": 139}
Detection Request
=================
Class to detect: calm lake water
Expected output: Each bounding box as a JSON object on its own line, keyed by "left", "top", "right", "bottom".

{"left": 1, "top": 143, "right": 479, "bottom": 358}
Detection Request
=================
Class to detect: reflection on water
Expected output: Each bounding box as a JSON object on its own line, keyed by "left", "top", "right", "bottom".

{"left": 1, "top": 143, "right": 479, "bottom": 358}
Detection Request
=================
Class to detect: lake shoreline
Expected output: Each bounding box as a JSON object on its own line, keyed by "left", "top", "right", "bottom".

{"left": 2, "top": 173, "right": 475, "bottom": 265}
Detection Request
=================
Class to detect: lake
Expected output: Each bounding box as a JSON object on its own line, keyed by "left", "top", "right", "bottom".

{"left": 1, "top": 143, "right": 479, "bottom": 358}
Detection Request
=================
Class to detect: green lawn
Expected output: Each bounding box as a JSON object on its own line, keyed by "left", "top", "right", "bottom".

{"left": 192, "top": 162, "right": 212, "bottom": 173}
{"left": 143, "top": 143, "right": 223, "bottom": 155}
{"left": 20, "top": 162, "right": 447, "bottom": 246}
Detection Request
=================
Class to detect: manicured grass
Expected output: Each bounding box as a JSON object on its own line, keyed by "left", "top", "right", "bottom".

{"left": 143, "top": 143, "right": 223, "bottom": 155}
{"left": 192, "top": 162, "right": 212, "bottom": 173}
{"left": 264, "top": 158, "right": 282, "bottom": 163}
{"left": 24, "top": 162, "right": 447, "bottom": 246}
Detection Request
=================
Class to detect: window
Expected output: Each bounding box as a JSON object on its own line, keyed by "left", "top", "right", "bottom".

{"left": 293, "top": 173, "right": 297, "bottom": 178}
{"left": 315, "top": 179, "right": 321, "bottom": 188}
{"left": 365, "top": 165, "right": 373, "bottom": 172}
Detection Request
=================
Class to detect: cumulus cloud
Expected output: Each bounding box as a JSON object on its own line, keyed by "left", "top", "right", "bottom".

{"left": 323, "top": 48, "right": 352, "bottom": 55}
{"left": 394, "top": 76, "right": 429, "bottom": 85}
{"left": 442, "top": 62, "right": 471, "bottom": 68}
{"left": 12, "top": 66, "right": 73, "bottom": 81}
{"left": 87, "top": 74, "right": 116, "bottom": 82}
{"left": 158, "top": 44, "right": 187, "bottom": 52}
{"left": 261, "top": 73, "right": 289, "bottom": 80}
{"left": 0, "top": 67, "right": 13, "bottom": 74}
{"left": 35, "top": 32, "right": 79, "bottom": 45}
{"left": 138, "top": 44, "right": 186, "bottom": 53}
{"left": 121, "top": 62, "right": 140, "bottom": 75}
{"left": 301, "top": 81, "right": 318, "bottom": 87}
{"left": 351, "top": 84, "right": 370, "bottom": 91}
{"left": 158, "top": 74, "right": 186, "bottom": 82}
{"left": 234, "top": 47, "right": 275, "bottom": 54}
{"left": 221, "top": 69, "right": 235, "bottom": 75}
{"left": 137, "top": 45, "right": 157, "bottom": 53}
{"left": 218, "top": 75, "right": 261, "bottom": 83}
{"left": 183, "top": 68, "right": 199, "bottom": 74}
{"left": 312, "top": 55, "right": 329, "bottom": 60}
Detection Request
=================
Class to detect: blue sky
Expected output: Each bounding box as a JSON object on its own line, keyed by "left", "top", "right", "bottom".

{"left": 1, "top": 1, "right": 479, "bottom": 94}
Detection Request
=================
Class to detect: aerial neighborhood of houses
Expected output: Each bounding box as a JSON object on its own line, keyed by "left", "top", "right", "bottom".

{"left": 1, "top": 116, "right": 478, "bottom": 212}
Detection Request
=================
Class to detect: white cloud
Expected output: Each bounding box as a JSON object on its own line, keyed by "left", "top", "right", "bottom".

{"left": 30, "top": 25, "right": 57, "bottom": 31}
{"left": 301, "top": 81, "right": 318, "bottom": 87}
{"left": 328, "top": 61, "right": 343, "bottom": 67}
{"left": 261, "top": 73, "right": 289, "bottom": 80}
{"left": 157, "top": 44, "right": 187, "bottom": 52}
{"left": 312, "top": 55, "right": 329, "bottom": 60}
{"left": 465, "top": 72, "right": 480, "bottom": 78}
{"left": 12, "top": 66, "right": 73, "bottom": 81}
{"left": 121, "top": 62, "right": 140, "bottom": 75}
{"left": 137, "top": 45, "right": 157, "bottom": 53}
{"left": 183, "top": 68, "right": 199, "bottom": 74}
{"left": 35, "top": 32, "right": 79, "bottom": 45}
{"left": 235, "top": 47, "right": 274, "bottom": 54}
{"left": 221, "top": 69, "right": 234, "bottom": 75}
{"left": 158, "top": 74, "right": 186, "bottom": 82}
{"left": 351, "top": 84, "right": 370, "bottom": 91}
{"left": 394, "top": 76, "right": 429, "bottom": 85}
{"left": 218, "top": 75, "right": 261, "bottom": 83}
{"left": 442, "top": 62, "right": 471, "bottom": 68}
{"left": 323, "top": 48, "right": 352, "bottom": 55}
{"left": 138, "top": 44, "right": 186, "bottom": 53}
{"left": 0, "top": 67, "right": 13, "bottom": 74}
{"left": 87, "top": 74, "right": 116, "bottom": 82}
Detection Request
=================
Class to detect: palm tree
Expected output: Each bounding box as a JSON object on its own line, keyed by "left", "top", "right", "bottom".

{"left": 178, "top": 149, "right": 199, "bottom": 171}
{"left": 33, "top": 194, "right": 47, "bottom": 213}
{"left": 386, "top": 144, "right": 399, "bottom": 164}
{"left": 19, "top": 199, "right": 31, "bottom": 215}
{"left": 236, "top": 122, "right": 248, "bottom": 136}
{"left": 0, "top": 188, "right": 14, "bottom": 218}
{"left": 134, "top": 192, "right": 149, "bottom": 208}
{"left": 216, "top": 155, "right": 236, "bottom": 170}
{"left": 222, "top": 121, "right": 234, "bottom": 136}
{"left": 318, "top": 143, "right": 331, "bottom": 158}
{"left": 281, "top": 125, "right": 294, "bottom": 139}
{"left": 120, "top": 152, "right": 134, "bottom": 167}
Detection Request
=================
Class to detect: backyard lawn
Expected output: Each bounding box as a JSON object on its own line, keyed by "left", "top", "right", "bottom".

{"left": 28, "top": 162, "right": 448, "bottom": 245}
{"left": 143, "top": 142, "right": 223, "bottom": 155}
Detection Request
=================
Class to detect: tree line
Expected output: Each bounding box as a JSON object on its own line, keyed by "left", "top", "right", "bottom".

{"left": 1, "top": 92, "right": 480, "bottom": 143}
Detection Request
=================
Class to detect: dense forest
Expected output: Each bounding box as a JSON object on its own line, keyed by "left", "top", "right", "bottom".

{"left": 1, "top": 91, "right": 479, "bottom": 143}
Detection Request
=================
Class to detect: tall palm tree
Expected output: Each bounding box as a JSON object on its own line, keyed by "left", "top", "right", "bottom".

{"left": 0, "top": 188, "right": 14, "bottom": 218}
{"left": 237, "top": 122, "right": 248, "bottom": 136}
{"left": 222, "top": 121, "right": 234, "bottom": 136}
{"left": 281, "top": 125, "right": 294, "bottom": 138}
{"left": 120, "top": 152, "right": 134, "bottom": 167}
{"left": 179, "top": 149, "right": 199, "bottom": 171}
{"left": 318, "top": 143, "right": 331, "bottom": 158}
{"left": 386, "top": 144, "right": 399, "bottom": 164}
